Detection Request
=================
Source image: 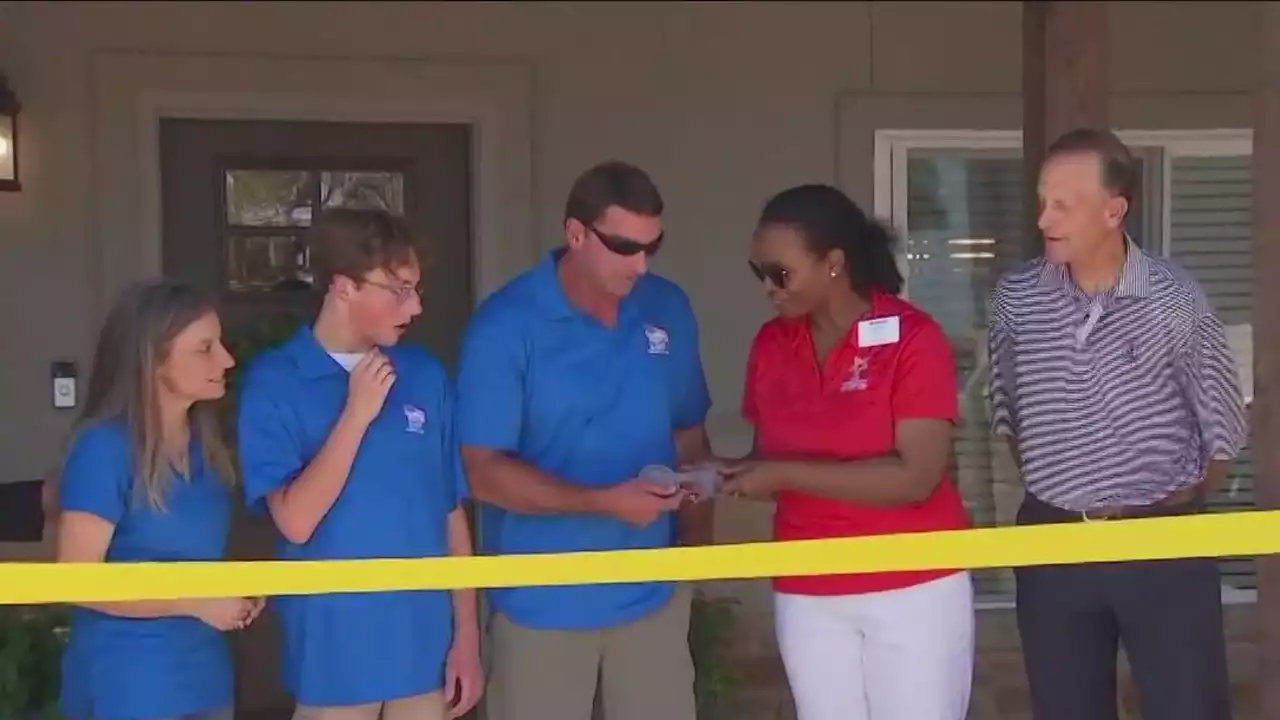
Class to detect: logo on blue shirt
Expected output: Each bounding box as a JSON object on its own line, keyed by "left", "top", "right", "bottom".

{"left": 403, "top": 404, "right": 426, "bottom": 434}
{"left": 644, "top": 324, "right": 670, "bottom": 355}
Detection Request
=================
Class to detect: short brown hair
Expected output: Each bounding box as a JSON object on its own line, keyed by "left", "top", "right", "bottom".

{"left": 307, "top": 207, "right": 418, "bottom": 289}
{"left": 563, "top": 161, "right": 664, "bottom": 226}
{"left": 1045, "top": 128, "right": 1138, "bottom": 206}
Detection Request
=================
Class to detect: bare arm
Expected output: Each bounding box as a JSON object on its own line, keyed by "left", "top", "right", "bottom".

{"left": 461, "top": 445, "right": 682, "bottom": 531}
{"left": 461, "top": 446, "right": 602, "bottom": 515}
{"left": 265, "top": 408, "right": 370, "bottom": 544}
{"left": 761, "top": 419, "right": 953, "bottom": 506}
{"left": 675, "top": 424, "right": 711, "bottom": 468}
{"left": 1202, "top": 459, "right": 1231, "bottom": 497}
{"left": 259, "top": 351, "right": 393, "bottom": 544}
{"left": 446, "top": 507, "right": 479, "bottom": 644}
{"left": 675, "top": 424, "right": 715, "bottom": 546}
{"left": 57, "top": 511, "right": 195, "bottom": 618}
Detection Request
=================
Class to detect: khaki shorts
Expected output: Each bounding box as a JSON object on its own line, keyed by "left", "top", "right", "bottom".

{"left": 485, "top": 584, "right": 696, "bottom": 720}
{"left": 293, "top": 691, "right": 444, "bottom": 720}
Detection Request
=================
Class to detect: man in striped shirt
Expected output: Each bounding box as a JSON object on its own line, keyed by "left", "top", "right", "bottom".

{"left": 988, "top": 128, "right": 1247, "bottom": 720}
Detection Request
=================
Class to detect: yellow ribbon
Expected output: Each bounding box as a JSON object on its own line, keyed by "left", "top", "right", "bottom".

{"left": 4, "top": 510, "right": 1276, "bottom": 605}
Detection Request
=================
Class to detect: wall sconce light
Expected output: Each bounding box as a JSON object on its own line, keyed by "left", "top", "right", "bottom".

{"left": 0, "top": 75, "right": 20, "bottom": 192}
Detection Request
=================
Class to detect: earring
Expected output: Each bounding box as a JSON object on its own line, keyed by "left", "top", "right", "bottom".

{"left": 830, "top": 268, "right": 838, "bottom": 278}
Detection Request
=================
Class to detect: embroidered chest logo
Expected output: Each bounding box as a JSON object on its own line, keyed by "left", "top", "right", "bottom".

{"left": 644, "top": 324, "right": 670, "bottom": 355}
{"left": 840, "top": 356, "right": 870, "bottom": 392}
{"left": 403, "top": 404, "right": 426, "bottom": 434}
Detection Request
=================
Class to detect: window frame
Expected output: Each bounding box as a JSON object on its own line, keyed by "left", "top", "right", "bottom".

{"left": 216, "top": 158, "right": 414, "bottom": 296}
{"left": 873, "top": 128, "right": 1255, "bottom": 610}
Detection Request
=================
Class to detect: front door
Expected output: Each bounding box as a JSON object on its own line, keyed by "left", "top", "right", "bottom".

{"left": 158, "top": 118, "right": 475, "bottom": 715}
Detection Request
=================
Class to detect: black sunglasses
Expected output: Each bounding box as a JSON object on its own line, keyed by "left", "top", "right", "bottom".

{"left": 748, "top": 260, "right": 790, "bottom": 289}
{"left": 590, "top": 226, "right": 664, "bottom": 257}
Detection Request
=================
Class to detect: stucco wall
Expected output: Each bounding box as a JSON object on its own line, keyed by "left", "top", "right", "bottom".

{"left": 0, "top": 0, "right": 1264, "bottom": 483}
{"left": 0, "top": 4, "right": 1268, "bottom": 712}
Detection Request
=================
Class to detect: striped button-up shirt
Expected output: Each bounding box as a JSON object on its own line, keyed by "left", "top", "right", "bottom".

{"left": 987, "top": 239, "right": 1247, "bottom": 511}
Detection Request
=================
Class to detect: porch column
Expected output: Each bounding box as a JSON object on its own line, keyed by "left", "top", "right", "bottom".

{"left": 1253, "top": 2, "right": 1280, "bottom": 717}
{"left": 1021, "top": 0, "right": 1109, "bottom": 258}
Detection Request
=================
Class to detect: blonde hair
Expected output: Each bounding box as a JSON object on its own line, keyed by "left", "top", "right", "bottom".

{"left": 67, "top": 279, "right": 235, "bottom": 510}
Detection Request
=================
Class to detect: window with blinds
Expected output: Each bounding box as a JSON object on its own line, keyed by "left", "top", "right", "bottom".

{"left": 883, "top": 132, "right": 1255, "bottom": 604}
{"left": 1167, "top": 154, "right": 1255, "bottom": 598}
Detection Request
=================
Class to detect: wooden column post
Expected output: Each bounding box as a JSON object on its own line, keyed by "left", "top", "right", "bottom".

{"left": 1021, "top": 0, "right": 1109, "bottom": 260}
{"left": 1253, "top": 2, "right": 1280, "bottom": 717}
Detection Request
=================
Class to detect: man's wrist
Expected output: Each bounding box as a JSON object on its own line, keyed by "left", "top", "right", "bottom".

{"left": 576, "top": 486, "right": 611, "bottom": 515}
{"left": 173, "top": 597, "right": 202, "bottom": 619}
{"left": 452, "top": 618, "right": 480, "bottom": 646}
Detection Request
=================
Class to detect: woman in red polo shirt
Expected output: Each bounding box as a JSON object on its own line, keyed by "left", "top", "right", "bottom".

{"left": 722, "top": 184, "right": 974, "bottom": 720}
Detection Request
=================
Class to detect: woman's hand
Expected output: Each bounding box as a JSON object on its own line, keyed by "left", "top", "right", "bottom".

{"left": 186, "top": 597, "right": 260, "bottom": 632}
{"left": 720, "top": 460, "right": 788, "bottom": 501}
{"left": 245, "top": 597, "right": 267, "bottom": 626}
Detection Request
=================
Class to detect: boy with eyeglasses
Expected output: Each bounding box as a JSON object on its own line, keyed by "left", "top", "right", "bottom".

{"left": 237, "top": 208, "right": 483, "bottom": 720}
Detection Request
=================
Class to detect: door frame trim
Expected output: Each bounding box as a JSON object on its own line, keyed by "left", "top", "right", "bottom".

{"left": 92, "top": 51, "right": 537, "bottom": 314}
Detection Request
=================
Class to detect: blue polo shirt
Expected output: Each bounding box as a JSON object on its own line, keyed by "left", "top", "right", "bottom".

{"left": 236, "top": 327, "right": 464, "bottom": 707}
{"left": 58, "top": 418, "right": 233, "bottom": 720}
{"left": 456, "top": 251, "right": 712, "bottom": 631}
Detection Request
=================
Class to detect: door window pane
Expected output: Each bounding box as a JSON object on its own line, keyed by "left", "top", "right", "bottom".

{"left": 225, "top": 170, "right": 313, "bottom": 227}
{"left": 222, "top": 166, "right": 406, "bottom": 294}
{"left": 321, "top": 171, "right": 405, "bottom": 214}
{"left": 226, "top": 233, "right": 313, "bottom": 292}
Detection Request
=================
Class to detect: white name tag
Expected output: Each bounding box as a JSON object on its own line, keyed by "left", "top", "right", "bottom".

{"left": 857, "top": 316, "right": 900, "bottom": 348}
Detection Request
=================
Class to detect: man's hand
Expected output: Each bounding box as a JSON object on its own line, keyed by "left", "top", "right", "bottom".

{"left": 673, "top": 460, "right": 727, "bottom": 503}
{"left": 444, "top": 630, "right": 484, "bottom": 718}
{"left": 592, "top": 479, "right": 685, "bottom": 527}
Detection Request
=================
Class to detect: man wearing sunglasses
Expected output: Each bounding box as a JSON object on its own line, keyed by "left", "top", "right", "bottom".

{"left": 456, "top": 161, "right": 713, "bottom": 720}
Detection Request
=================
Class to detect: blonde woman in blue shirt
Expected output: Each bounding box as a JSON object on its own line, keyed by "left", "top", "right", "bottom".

{"left": 55, "top": 279, "right": 263, "bottom": 720}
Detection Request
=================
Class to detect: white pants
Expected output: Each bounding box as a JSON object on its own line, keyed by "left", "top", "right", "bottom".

{"left": 775, "top": 572, "right": 975, "bottom": 720}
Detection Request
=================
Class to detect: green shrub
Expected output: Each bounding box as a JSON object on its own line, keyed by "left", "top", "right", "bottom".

{"left": 0, "top": 606, "right": 70, "bottom": 720}
{"left": 689, "top": 592, "right": 742, "bottom": 718}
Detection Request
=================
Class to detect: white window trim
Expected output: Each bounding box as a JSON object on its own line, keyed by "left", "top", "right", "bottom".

{"left": 873, "top": 128, "right": 1256, "bottom": 610}
{"left": 875, "top": 128, "right": 1253, "bottom": 266}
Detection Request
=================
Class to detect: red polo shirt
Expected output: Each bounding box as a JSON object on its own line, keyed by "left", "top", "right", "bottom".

{"left": 742, "top": 292, "right": 970, "bottom": 596}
